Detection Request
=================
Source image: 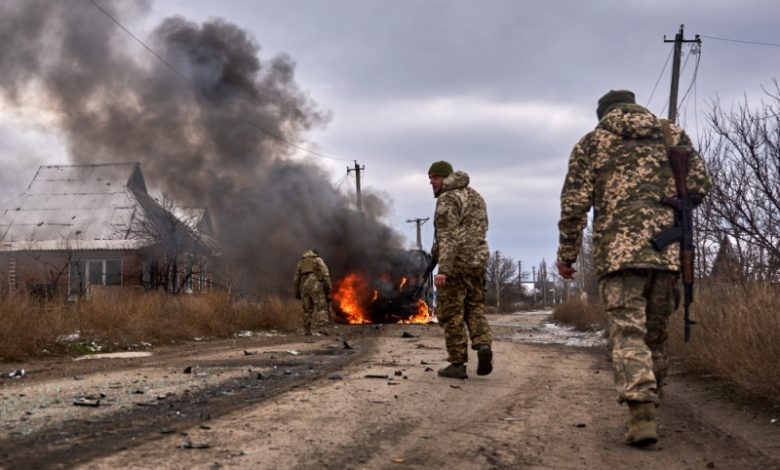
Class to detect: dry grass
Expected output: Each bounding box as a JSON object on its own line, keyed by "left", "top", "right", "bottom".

{"left": 667, "top": 282, "right": 780, "bottom": 401}
{"left": 0, "top": 291, "right": 303, "bottom": 361}
{"left": 552, "top": 281, "right": 780, "bottom": 403}
{"left": 552, "top": 297, "right": 608, "bottom": 331}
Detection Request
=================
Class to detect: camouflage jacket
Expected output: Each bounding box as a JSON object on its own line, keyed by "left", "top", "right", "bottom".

{"left": 293, "top": 250, "right": 332, "bottom": 296}
{"left": 432, "top": 171, "right": 490, "bottom": 274}
{"left": 557, "top": 103, "right": 712, "bottom": 278}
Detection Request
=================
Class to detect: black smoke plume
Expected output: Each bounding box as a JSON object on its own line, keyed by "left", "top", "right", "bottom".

{"left": 0, "top": 0, "right": 408, "bottom": 295}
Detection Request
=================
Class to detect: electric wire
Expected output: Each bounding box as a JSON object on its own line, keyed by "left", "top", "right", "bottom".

{"left": 700, "top": 35, "right": 780, "bottom": 48}
{"left": 646, "top": 48, "right": 673, "bottom": 108}
{"left": 678, "top": 43, "right": 701, "bottom": 114}
{"left": 87, "top": 0, "right": 352, "bottom": 162}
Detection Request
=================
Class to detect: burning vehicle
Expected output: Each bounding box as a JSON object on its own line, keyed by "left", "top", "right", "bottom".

{"left": 331, "top": 249, "right": 434, "bottom": 324}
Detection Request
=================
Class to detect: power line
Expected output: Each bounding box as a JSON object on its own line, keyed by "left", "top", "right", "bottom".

{"left": 700, "top": 35, "right": 780, "bottom": 48}
{"left": 86, "top": 0, "right": 352, "bottom": 162}
{"left": 646, "top": 48, "right": 673, "bottom": 108}
{"left": 678, "top": 43, "right": 702, "bottom": 113}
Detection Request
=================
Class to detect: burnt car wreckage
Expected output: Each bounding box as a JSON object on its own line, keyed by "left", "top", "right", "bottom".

{"left": 331, "top": 249, "right": 434, "bottom": 324}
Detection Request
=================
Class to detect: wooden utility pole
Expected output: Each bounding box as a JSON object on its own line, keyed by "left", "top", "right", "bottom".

{"left": 406, "top": 217, "right": 429, "bottom": 250}
{"left": 493, "top": 250, "right": 500, "bottom": 311}
{"left": 532, "top": 266, "right": 537, "bottom": 306}
{"left": 664, "top": 24, "right": 701, "bottom": 123}
{"left": 347, "top": 160, "right": 365, "bottom": 211}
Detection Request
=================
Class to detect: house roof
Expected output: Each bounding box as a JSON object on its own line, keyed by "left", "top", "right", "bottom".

{"left": 0, "top": 163, "right": 161, "bottom": 252}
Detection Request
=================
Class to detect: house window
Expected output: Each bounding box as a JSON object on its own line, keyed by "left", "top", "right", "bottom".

{"left": 87, "top": 259, "right": 122, "bottom": 286}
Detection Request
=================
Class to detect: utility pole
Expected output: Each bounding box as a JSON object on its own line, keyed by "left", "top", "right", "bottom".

{"left": 664, "top": 24, "right": 701, "bottom": 123}
{"left": 493, "top": 250, "right": 500, "bottom": 311}
{"left": 532, "top": 266, "right": 537, "bottom": 307}
{"left": 405, "top": 217, "right": 429, "bottom": 250}
{"left": 347, "top": 160, "right": 365, "bottom": 211}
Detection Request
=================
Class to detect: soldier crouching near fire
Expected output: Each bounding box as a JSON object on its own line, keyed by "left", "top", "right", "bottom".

{"left": 428, "top": 161, "right": 493, "bottom": 379}
{"left": 556, "top": 90, "right": 711, "bottom": 446}
{"left": 293, "top": 249, "right": 333, "bottom": 336}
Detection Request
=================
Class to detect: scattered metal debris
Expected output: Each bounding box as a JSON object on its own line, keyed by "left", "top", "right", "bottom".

{"left": 73, "top": 394, "right": 106, "bottom": 407}
{"left": 180, "top": 439, "right": 210, "bottom": 449}
{"left": 7, "top": 369, "right": 25, "bottom": 379}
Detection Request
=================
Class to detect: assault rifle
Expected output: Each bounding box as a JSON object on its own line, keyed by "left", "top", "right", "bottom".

{"left": 651, "top": 145, "right": 696, "bottom": 342}
{"left": 413, "top": 259, "right": 437, "bottom": 299}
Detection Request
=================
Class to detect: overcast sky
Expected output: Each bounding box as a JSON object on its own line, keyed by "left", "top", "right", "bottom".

{"left": 1, "top": 0, "right": 778, "bottom": 279}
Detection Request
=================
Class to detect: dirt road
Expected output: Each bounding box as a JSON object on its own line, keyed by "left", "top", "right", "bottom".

{"left": 0, "top": 311, "right": 778, "bottom": 469}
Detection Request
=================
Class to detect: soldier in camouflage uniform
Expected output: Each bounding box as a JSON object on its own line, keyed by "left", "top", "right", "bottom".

{"left": 428, "top": 161, "right": 493, "bottom": 379}
{"left": 556, "top": 90, "right": 711, "bottom": 446}
{"left": 293, "top": 250, "right": 333, "bottom": 336}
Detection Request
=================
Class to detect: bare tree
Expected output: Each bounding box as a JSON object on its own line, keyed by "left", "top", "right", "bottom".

{"left": 485, "top": 250, "right": 517, "bottom": 311}
{"left": 702, "top": 84, "right": 780, "bottom": 281}
{"left": 124, "top": 194, "right": 209, "bottom": 293}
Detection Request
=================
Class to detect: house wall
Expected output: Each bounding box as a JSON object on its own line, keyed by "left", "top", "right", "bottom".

{"left": 0, "top": 251, "right": 214, "bottom": 297}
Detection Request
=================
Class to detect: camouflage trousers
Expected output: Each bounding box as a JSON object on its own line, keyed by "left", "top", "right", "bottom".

{"left": 436, "top": 268, "right": 492, "bottom": 364}
{"left": 300, "top": 276, "right": 330, "bottom": 331}
{"left": 599, "top": 269, "right": 679, "bottom": 404}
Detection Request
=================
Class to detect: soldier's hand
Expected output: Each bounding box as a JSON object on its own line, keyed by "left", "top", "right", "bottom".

{"left": 556, "top": 261, "right": 576, "bottom": 280}
{"left": 434, "top": 273, "right": 447, "bottom": 288}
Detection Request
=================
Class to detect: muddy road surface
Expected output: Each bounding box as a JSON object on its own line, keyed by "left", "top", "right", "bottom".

{"left": 0, "top": 311, "right": 778, "bottom": 469}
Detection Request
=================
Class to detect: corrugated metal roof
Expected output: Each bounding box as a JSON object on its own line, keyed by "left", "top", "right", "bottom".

{"left": 0, "top": 163, "right": 158, "bottom": 252}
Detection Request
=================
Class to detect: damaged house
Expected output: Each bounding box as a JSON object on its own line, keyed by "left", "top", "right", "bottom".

{"left": 0, "top": 163, "right": 217, "bottom": 298}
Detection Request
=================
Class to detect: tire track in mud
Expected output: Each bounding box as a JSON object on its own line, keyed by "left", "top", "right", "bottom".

{"left": 0, "top": 339, "right": 371, "bottom": 469}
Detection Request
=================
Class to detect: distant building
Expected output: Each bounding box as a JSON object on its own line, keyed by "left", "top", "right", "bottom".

{"left": 0, "top": 163, "right": 217, "bottom": 298}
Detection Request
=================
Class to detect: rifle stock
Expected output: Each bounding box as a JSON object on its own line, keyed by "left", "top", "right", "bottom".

{"left": 413, "top": 259, "right": 437, "bottom": 298}
{"left": 653, "top": 145, "right": 697, "bottom": 342}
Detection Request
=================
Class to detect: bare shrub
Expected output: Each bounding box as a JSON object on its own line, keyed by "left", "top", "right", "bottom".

{"left": 668, "top": 282, "right": 780, "bottom": 401}
{"left": 552, "top": 298, "right": 607, "bottom": 331}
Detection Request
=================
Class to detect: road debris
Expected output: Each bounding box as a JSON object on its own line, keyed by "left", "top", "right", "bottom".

{"left": 180, "top": 439, "right": 210, "bottom": 449}
{"left": 7, "top": 369, "right": 25, "bottom": 379}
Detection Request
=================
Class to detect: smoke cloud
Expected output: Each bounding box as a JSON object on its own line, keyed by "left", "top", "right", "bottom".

{"left": 0, "top": 0, "right": 408, "bottom": 295}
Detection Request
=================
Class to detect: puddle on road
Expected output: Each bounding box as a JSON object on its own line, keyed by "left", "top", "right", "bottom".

{"left": 492, "top": 313, "right": 608, "bottom": 348}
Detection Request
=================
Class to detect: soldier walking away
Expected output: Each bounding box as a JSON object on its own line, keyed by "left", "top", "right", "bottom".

{"left": 556, "top": 90, "right": 711, "bottom": 446}
{"left": 428, "top": 161, "right": 493, "bottom": 380}
{"left": 293, "top": 249, "right": 333, "bottom": 336}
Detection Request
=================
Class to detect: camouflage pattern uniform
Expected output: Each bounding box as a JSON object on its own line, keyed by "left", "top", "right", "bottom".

{"left": 293, "top": 250, "right": 333, "bottom": 334}
{"left": 432, "top": 171, "right": 493, "bottom": 364}
{"left": 558, "top": 101, "right": 711, "bottom": 404}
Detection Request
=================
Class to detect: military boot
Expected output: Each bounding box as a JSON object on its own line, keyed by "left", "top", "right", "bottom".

{"left": 625, "top": 402, "right": 658, "bottom": 447}
{"left": 476, "top": 344, "right": 493, "bottom": 376}
{"left": 437, "top": 363, "right": 467, "bottom": 379}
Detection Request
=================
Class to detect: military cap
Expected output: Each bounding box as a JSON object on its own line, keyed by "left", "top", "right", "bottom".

{"left": 428, "top": 161, "right": 454, "bottom": 177}
{"left": 596, "top": 89, "right": 636, "bottom": 120}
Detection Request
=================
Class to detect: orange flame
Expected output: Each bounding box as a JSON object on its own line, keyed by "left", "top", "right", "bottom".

{"left": 331, "top": 273, "right": 372, "bottom": 324}
{"left": 400, "top": 299, "right": 430, "bottom": 324}
{"left": 399, "top": 277, "right": 408, "bottom": 290}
